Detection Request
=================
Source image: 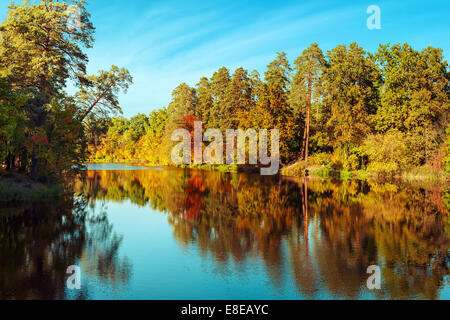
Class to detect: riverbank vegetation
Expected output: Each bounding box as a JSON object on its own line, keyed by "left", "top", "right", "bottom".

{"left": 86, "top": 43, "right": 449, "bottom": 183}
{"left": 0, "top": 0, "right": 132, "bottom": 186}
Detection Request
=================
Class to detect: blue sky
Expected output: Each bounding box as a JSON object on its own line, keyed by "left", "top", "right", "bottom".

{"left": 1, "top": 0, "right": 450, "bottom": 117}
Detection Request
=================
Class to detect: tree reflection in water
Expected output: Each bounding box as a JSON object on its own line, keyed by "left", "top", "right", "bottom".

{"left": 1, "top": 168, "right": 447, "bottom": 299}
{"left": 74, "top": 168, "right": 449, "bottom": 300}
{"left": 0, "top": 195, "right": 131, "bottom": 300}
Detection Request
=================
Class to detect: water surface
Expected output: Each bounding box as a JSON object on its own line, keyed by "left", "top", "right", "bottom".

{"left": 1, "top": 166, "right": 449, "bottom": 299}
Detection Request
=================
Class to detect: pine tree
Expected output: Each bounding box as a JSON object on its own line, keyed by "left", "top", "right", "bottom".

{"left": 224, "top": 67, "right": 253, "bottom": 129}
{"left": 261, "top": 52, "right": 297, "bottom": 162}
{"left": 196, "top": 77, "right": 213, "bottom": 127}
{"left": 291, "top": 44, "right": 325, "bottom": 162}
{"left": 322, "top": 43, "right": 380, "bottom": 151}
{"left": 209, "top": 67, "right": 231, "bottom": 131}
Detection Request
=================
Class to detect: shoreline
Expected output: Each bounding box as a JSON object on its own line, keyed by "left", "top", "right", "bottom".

{"left": 0, "top": 171, "right": 64, "bottom": 202}
{"left": 281, "top": 163, "right": 449, "bottom": 188}
{"left": 1, "top": 162, "right": 448, "bottom": 203}
{"left": 84, "top": 160, "right": 449, "bottom": 186}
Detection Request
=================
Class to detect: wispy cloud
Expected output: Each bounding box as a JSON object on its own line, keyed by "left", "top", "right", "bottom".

{"left": 87, "top": 1, "right": 364, "bottom": 115}
{"left": 1, "top": 0, "right": 449, "bottom": 116}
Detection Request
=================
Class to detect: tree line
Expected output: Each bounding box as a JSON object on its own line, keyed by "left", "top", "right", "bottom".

{"left": 88, "top": 43, "right": 450, "bottom": 175}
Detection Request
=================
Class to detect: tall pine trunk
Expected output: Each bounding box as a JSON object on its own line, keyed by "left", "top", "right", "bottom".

{"left": 301, "top": 78, "right": 313, "bottom": 162}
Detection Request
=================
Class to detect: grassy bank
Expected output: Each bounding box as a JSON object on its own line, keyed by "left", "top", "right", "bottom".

{"left": 184, "top": 163, "right": 238, "bottom": 173}
{"left": 281, "top": 161, "right": 449, "bottom": 186}
{"left": 0, "top": 171, "right": 64, "bottom": 202}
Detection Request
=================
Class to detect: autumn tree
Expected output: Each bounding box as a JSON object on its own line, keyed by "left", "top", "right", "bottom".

{"left": 237, "top": 70, "right": 266, "bottom": 129}
{"left": 0, "top": 1, "right": 133, "bottom": 180}
{"left": 136, "top": 108, "right": 168, "bottom": 164}
{"left": 84, "top": 117, "right": 112, "bottom": 149}
{"left": 83, "top": 42, "right": 449, "bottom": 176}
{"left": 160, "top": 84, "right": 198, "bottom": 164}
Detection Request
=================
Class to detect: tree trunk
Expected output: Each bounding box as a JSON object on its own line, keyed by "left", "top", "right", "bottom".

{"left": 80, "top": 82, "right": 114, "bottom": 122}
{"left": 301, "top": 77, "right": 313, "bottom": 162}
{"left": 300, "top": 120, "right": 307, "bottom": 160}
{"left": 31, "top": 148, "right": 38, "bottom": 181}
{"left": 5, "top": 152, "right": 11, "bottom": 171}
{"left": 304, "top": 99, "right": 311, "bottom": 162}
{"left": 19, "top": 150, "right": 27, "bottom": 172}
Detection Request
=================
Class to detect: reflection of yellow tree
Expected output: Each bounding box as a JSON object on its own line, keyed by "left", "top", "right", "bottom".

{"left": 76, "top": 169, "right": 450, "bottom": 299}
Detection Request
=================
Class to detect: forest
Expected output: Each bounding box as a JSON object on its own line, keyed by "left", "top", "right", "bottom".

{"left": 0, "top": 0, "right": 449, "bottom": 184}
{"left": 86, "top": 43, "right": 450, "bottom": 179}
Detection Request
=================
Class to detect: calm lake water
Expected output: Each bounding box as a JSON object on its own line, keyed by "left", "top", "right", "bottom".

{"left": 1, "top": 164, "right": 449, "bottom": 300}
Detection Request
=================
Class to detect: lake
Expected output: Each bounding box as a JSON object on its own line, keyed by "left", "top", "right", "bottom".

{"left": 0, "top": 164, "right": 449, "bottom": 300}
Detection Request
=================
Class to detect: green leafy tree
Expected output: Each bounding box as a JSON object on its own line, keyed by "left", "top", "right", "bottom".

{"left": 129, "top": 113, "right": 149, "bottom": 138}
{"left": 165, "top": 83, "right": 197, "bottom": 130}
{"left": 322, "top": 43, "right": 380, "bottom": 152}
{"left": 209, "top": 67, "right": 231, "bottom": 131}
{"left": 223, "top": 67, "right": 253, "bottom": 129}
{"left": 375, "top": 43, "right": 450, "bottom": 165}
{"left": 196, "top": 77, "right": 213, "bottom": 126}
{"left": 0, "top": 79, "right": 26, "bottom": 170}
{"left": 0, "top": 0, "right": 94, "bottom": 94}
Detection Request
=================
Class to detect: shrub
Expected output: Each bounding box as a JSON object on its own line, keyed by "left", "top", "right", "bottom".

{"left": 309, "top": 152, "right": 330, "bottom": 166}
{"left": 281, "top": 161, "right": 305, "bottom": 176}
{"left": 362, "top": 130, "right": 410, "bottom": 173}
{"left": 329, "top": 147, "right": 361, "bottom": 171}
